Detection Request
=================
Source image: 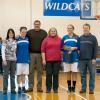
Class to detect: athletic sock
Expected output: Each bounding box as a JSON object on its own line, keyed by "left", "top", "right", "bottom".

{"left": 67, "top": 80, "right": 71, "bottom": 87}
{"left": 73, "top": 81, "right": 76, "bottom": 87}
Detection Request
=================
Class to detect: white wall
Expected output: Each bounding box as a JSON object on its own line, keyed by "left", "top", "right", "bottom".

{"left": 0, "top": 0, "right": 100, "bottom": 45}
{"left": 0, "top": 0, "right": 31, "bottom": 37}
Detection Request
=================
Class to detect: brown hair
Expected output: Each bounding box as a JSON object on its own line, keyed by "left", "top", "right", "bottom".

{"left": 20, "top": 27, "right": 27, "bottom": 32}
{"left": 0, "top": 37, "right": 2, "bottom": 42}
{"left": 34, "top": 20, "right": 41, "bottom": 24}
{"left": 83, "top": 23, "right": 90, "bottom": 29}
{"left": 67, "top": 24, "right": 75, "bottom": 30}
{"left": 6, "top": 28, "right": 16, "bottom": 40}
{"left": 67, "top": 24, "right": 78, "bottom": 37}
{"left": 0, "top": 37, "right": 2, "bottom": 40}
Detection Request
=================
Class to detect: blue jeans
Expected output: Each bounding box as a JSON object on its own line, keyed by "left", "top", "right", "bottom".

{"left": 78, "top": 60, "right": 96, "bottom": 91}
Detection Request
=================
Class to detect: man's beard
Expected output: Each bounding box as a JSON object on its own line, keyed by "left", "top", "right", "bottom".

{"left": 35, "top": 28, "right": 40, "bottom": 31}
{"left": 84, "top": 31, "right": 90, "bottom": 36}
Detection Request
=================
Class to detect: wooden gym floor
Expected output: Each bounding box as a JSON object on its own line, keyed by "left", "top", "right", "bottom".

{"left": 0, "top": 72, "right": 100, "bottom": 100}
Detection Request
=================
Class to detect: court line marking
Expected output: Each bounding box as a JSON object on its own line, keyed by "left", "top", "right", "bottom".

{"left": 43, "top": 76, "right": 87, "bottom": 99}
{"left": 43, "top": 76, "right": 88, "bottom": 100}
{"left": 0, "top": 91, "right": 32, "bottom": 100}
{"left": 34, "top": 93, "right": 42, "bottom": 100}
{"left": 59, "top": 84, "right": 88, "bottom": 100}
{"left": 23, "top": 93, "right": 32, "bottom": 100}
{"left": 74, "top": 92, "right": 87, "bottom": 100}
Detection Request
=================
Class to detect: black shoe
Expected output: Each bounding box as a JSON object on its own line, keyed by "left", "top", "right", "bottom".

{"left": 79, "top": 89, "right": 86, "bottom": 93}
{"left": 72, "top": 87, "right": 75, "bottom": 92}
{"left": 89, "top": 90, "right": 94, "bottom": 94}
{"left": 3, "top": 91, "right": 7, "bottom": 94}
{"left": 11, "top": 90, "right": 16, "bottom": 94}
{"left": 54, "top": 90, "right": 58, "bottom": 93}
{"left": 18, "top": 87, "right": 22, "bottom": 93}
{"left": 68, "top": 87, "right": 71, "bottom": 93}
{"left": 22, "top": 87, "right": 26, "bottom": 93}
{"left": 46, "top": 90, "right": 51, "bottom": 93}
{"left": 26, "top": 88, "right": 33, "bottom": 93}
{"left": 37, "top": 88, "right": 43, "bottom": 92}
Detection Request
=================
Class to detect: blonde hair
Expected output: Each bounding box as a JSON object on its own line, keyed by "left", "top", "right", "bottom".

{"left": 48, "top": 27, "right": 58, "bottom": 37}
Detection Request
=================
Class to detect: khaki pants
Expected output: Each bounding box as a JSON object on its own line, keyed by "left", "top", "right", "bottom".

{"left": 28, "top": 53, "right": 43, "bottom": 89}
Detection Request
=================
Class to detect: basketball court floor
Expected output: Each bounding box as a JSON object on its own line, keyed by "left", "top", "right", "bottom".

{"left": 0, "top": 72, "right": 100, "bottom": 100}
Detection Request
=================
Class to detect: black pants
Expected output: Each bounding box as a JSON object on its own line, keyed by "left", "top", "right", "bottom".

{"left": 46, "top": 61, "right": 60, "bottom": 91}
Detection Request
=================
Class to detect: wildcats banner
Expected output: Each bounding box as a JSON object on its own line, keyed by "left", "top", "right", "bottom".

{"left": 82, "top": 1, "right": 91, "bottom": 16}
{"left": 43, "top": 0, "right": 81, "bottom": 16}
